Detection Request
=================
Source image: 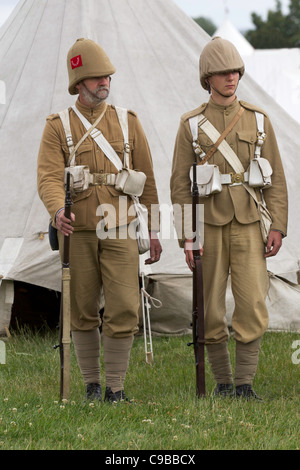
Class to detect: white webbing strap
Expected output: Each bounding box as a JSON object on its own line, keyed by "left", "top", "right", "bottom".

{"left": 254, "top": 112, "right": 266, "bottom": 159}
{"left": 58, "top": 108, "right": 75, "bottom": 160}
{"left": 115, "top": 106, "right": 131, "bottom": 169}
{"left": 198, "top": 114, "right": 245, "bottom": 174}
{"left": 58, "top": 104, "right": 107, "bottom": 166}
{"left": 189, "top": 115, "right": 198, "bottom": 141}
{"left": 71, "top": 105, "right": 123, "bottom": 172}
{"left": 189, "top": 115, "right": 206, "bottom": 159}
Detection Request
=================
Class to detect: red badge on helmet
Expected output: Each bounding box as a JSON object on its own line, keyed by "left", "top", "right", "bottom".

{"left": 70, "top": 55, "right": 82, "bottom": 69}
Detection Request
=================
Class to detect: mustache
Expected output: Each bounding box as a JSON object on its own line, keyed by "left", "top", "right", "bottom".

{"left": 82, "top": 82, "right": 110, "bottom": 94}
{"left": 96, "top": 86, "right": 109, "bottom": 92}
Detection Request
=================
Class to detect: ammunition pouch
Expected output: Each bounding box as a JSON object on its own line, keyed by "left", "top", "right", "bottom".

{"left": 190, "top": 163, "right": 222, "bottom": 197}
{"left": 248, "top": 158, "right": 272, "bottom": 188}
{"left": 64, "top": 165, "right": 90, "bottom": 193}
{"left": 115, "top": 168, "right": 146, "bottom": 197}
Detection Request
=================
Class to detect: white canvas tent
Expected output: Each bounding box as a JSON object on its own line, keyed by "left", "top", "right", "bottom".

{"left": 0, "top": 0, "right": 299, "bottom": 336}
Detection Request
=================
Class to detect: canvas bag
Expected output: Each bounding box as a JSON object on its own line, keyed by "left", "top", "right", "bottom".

{"left": 188, "top": 113, "right": 221, "bottom": 196}
{"left": 248, "top": 112, "right": 273, "bottom": 188}
{"left": 114, "top": 107, "right": 150, "bottom": 254}
{"left": 189, "top": 163, "right": 221, "bottom": 197}
{"left": 112, "top": 107, "right": 147, "bottom": 197}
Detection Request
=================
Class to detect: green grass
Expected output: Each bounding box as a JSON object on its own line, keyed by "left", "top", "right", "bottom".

{"left": 0, "top": 328, "right": 299, "bottom": 450}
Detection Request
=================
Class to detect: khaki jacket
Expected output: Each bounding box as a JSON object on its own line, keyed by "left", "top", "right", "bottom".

{"left": 38, "top": 100, "right": 159, "bottom": 231}
{"left": 170, "top": 98, "right": 288, "bottom": 246}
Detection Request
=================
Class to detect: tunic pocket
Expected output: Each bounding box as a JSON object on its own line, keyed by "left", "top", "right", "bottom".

{"left": 236, "top": 130, "right": 256, "bottom": 167}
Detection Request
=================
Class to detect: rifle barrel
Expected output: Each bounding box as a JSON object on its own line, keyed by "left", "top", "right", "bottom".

{"left": 191, "top": 160, "right": 205, "bottom": 397}
{"left": 59, "top": 171, "right": 72, "bottom": 400}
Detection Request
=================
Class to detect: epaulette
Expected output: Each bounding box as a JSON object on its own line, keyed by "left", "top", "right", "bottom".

{"left": 46, "top": 113, "right": 60, "bottom": 121}
{"left": 128, "top": 109, "right": 137, "bottom": 117}
{"left": 111, "top": 104, "right": 137, "bottom": 118}
{"left": 181, "top": 103, "right": 208, "bottom": 122}
{"left": 239, "top": 100, "right": 268, "bottom": 117}
{"left": 46, "top": 107, "right": 72, "bottom": 121}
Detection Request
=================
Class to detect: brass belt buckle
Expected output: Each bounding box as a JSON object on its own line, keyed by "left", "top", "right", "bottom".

{"left": 93, "top": 173, "right": 107, "bottom": 185}
{"left": 230, "top": 172, "right": 244, "bottom": 184}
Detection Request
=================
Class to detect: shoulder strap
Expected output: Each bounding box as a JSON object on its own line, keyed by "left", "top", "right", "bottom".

{"left": 71, "top": 105, "right": 122, "bottom": 171}
{"left": 189, "top": 115, "right": 206, "bottom": 160}
{"left": 59, "top": 104, "right": 108, "bottom": 166}
{"left": 58, "top": 108, "right": 75, "bottom": 163}
{"left": 196, "top": 110, "right": 245, "bottom": 172}
{"left": 59, "top": 105, "right": 130, "bottom": 173}
{"left": 254, "top": 112, "right": 266, "bottom": 159}
{"left": 190, "top": 107, "right": 244, "bottom": 165}
{"left": 114, "top": 106, "right": 130, "bottom": 169}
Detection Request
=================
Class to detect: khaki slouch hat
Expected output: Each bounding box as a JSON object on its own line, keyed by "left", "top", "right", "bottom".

{"left": 67, "top": 38, "right": 116, "bottom": 95}
{"left": 199, "top": 36, "right": 245, "bottom": 90}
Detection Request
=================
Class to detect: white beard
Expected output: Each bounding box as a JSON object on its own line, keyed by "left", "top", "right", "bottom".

{"left": 81, "top": 83, "right": 110, "bottom": 106}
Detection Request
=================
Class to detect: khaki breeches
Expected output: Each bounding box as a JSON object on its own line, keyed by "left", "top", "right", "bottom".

{"left": 58, "top": 229, "right": 140, "bottom": 337}
{"left": 202, "top": 218, "right": 269, "bottom": 344}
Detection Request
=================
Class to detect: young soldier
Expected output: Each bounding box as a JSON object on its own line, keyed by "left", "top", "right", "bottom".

{"left": 38, "top": 38, "right": 162, "bottom": 402}
{"left": 171, "top": 37, "right": 288, "bottom": 400}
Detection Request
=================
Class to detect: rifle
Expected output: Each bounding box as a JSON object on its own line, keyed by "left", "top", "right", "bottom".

{"left": 54, "top": 172, "right": 72, "bottom": 400}
{"left": 188, "top": 160, "right": 205, "bottom": 397}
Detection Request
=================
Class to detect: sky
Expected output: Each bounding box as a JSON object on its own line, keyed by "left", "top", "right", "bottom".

{"left": 172, "top": 0, "right": 290, "bottom": 31}
{"left": 0, "top": 0, "right": 291, "bottom": 31}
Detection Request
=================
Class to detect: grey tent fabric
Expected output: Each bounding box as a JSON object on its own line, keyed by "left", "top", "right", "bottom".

{"left": 0, "top": 0, "right": 299, "bottom": 334}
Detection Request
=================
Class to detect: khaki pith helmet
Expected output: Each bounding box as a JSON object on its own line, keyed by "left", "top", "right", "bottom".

{"left": 199, "top": 37, "right": 245, "bottom": 90}
{"left": 67, "top": 38, "right": 116, "bottom": 95}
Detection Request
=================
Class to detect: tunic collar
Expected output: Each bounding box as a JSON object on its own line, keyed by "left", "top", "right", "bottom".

{"left": 208, "top": 97, "right": 240, "bottom": 113}
{"left": 75, "top": 98, "right": 108, "bottom": 122}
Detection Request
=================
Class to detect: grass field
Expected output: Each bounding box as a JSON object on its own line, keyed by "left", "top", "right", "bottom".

{"left": 0, "top": 328, "right": 299, "bottom": 451}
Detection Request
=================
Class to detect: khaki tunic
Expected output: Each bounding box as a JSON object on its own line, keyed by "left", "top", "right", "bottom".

{"left": 170, "top": 98, "right": 288, "bottom": 245}
{"left": 170, "top": 97, "right": 288, "bottom": 344}
{"left": 37, "top": 99, "right": 159, "bottom": 231}
{"left": 37, "top": 99, "right": 160, "bottom": 336}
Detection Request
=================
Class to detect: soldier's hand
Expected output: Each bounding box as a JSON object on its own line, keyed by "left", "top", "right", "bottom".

{"left": 56, "top": 209, "right": 75, "bottom": 236}
{"left": 145, "top": 231, "right": 162, "bottom": 264}
{"left": 184, "top": 238, "right": 204, "bottom": 271}
{"left": 264, "top": 230, "right": 283, "bottom": 258}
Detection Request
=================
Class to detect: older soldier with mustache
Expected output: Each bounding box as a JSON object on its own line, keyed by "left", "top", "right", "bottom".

{"left": 38, "top": 38, "right": 161, "bottom": 402}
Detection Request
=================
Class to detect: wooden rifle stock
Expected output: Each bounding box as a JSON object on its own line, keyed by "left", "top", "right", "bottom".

{"left": 58, "top": 172, "right": 72, "bottom": 400}
{"left": 188, "top": 160, "right": 205, "bottom": 397}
